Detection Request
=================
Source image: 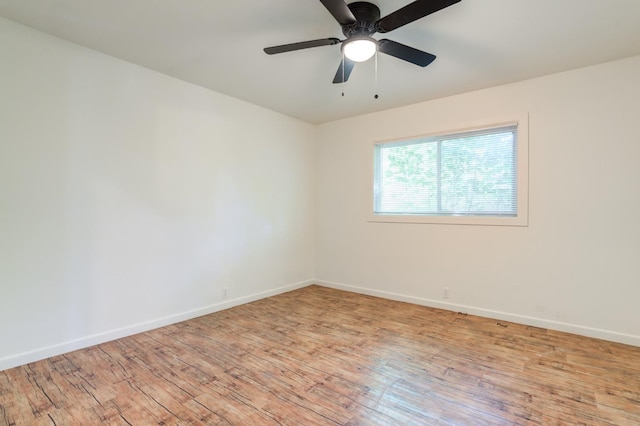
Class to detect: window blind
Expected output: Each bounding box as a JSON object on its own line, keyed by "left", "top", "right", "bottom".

{"left": 374, "top": 125, "right": 518, "bottom": 217}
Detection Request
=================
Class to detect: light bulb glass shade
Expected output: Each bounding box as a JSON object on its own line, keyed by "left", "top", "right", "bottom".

{"left": 342, "top": 37, "right": 377, "bottom": 62}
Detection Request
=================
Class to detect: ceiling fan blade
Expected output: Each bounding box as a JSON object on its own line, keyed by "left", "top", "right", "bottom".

{"left": 378, "top": 39, "right": 436, "bottom": 67}
{"left": 333, "top": 58, "right": 356, "bottom": 84}
{"left": 264, "top": 38, "right": 341, "bottom": 55}
{"left": 376, "top": 0, "right": 461, "bottom": 33}
{"left": 319, "top": 0, "right": 357, "bottom": 25}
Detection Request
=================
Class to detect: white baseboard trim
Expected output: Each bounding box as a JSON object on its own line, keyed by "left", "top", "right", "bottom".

{"left": 315, "top": 280, "right": 640, "bottom": 348}
{"left": 0, "top": 280, "right": 314, "bottom": 372}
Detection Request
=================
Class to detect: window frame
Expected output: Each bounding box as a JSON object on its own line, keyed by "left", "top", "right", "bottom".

{"left": 368, "top": 115, "right": 529, "bottom": 226}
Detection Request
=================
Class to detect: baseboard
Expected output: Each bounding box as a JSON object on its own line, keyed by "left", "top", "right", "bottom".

{"left": 0, "top": 280, "right": 314, "bottom": 372}
{"left": 5, "top": 278, "right": 636, "bottom": 372}
{"left": 315, "top": 280, "right": 640, "bottom": 348}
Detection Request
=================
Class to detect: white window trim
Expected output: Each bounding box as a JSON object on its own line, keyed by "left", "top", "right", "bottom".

{"left": 368, "top": 114, "right": 529, "bottom": 226}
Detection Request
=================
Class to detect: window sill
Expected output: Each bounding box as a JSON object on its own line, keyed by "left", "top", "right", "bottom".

{"left": 368, "top": 213, "right": 528, "bottom": 226}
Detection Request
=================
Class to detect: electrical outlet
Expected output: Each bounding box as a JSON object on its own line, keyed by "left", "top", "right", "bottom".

{"left": 442, "top": 287, "right": 450, "bottom": 299}
{"left": 222, "top": 287, "right": 228, "bottom": 299}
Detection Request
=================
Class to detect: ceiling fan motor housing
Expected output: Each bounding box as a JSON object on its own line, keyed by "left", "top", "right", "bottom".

{"left": 342, "top": 2, "right": 381, "bottom": 38}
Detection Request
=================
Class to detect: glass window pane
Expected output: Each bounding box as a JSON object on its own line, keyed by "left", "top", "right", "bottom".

{"left": 440, "top": 131, "right": 515, "bottom": 215}
{"left": 378, "top": 142, "right": 437, "bottom": 213}
{"left": 374, "top": 125, "right": 518, "bottom": 218}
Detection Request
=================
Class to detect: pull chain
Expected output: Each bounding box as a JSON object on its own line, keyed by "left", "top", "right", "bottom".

{"left": 341, "top": 51, "right": 345, "bottom": 97}
{"left": 374, "top": 49, "right": 379, "bottom": 99}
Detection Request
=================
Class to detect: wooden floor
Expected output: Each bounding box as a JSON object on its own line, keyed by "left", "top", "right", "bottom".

{"left": 1, "top": 285, "right": 639, "bottom": 425}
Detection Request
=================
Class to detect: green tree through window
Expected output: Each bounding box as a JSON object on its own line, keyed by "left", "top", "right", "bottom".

{"left": 374, "top": 125, "right": 517, "bottom": 217}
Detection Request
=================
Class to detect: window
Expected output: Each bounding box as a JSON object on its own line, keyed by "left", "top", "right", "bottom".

{"left": 371, "top": 118, "right": 528, "bottom": 226}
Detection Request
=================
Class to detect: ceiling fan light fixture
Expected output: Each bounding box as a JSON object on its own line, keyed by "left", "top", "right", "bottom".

{"left": 342, "top": 37, "right": 377, "bottom": 62}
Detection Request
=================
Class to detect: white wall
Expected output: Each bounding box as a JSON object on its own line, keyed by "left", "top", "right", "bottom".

{"left": 0, "top": 17, "right": 315, "bottom": 370}
{"left": 315, "top": 55, "right": 640, "bottom": 346}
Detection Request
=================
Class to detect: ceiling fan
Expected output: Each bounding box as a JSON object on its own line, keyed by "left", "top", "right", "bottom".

{"left": 264, "top": 0, "right": 461, "bottom": 84}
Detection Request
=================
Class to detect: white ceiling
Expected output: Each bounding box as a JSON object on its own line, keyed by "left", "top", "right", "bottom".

{"left": 1, "top": 0, "right": 640, "bottom": 124}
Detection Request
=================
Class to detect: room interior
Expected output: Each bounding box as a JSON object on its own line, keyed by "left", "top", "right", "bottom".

{"left": 1, "top": 0, "right": 640, "bottom": 423}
